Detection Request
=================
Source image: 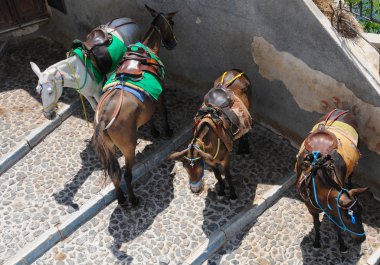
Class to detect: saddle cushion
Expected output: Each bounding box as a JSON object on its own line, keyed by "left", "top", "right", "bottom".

{"left": 204, "top": 87, "right": 233, "bottom": 108}
{"left": 116, "top": 47, "right": 163, "bottom": 81}
{"left": 83, "top": 28, "right": 110, "bottom": 50}
{"left": 304, "top": 129, "right": 338, "bottom": 154}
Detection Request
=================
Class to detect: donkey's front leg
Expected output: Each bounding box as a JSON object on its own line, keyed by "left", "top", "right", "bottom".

{"left": 337, "top": 229, "right": 348, "bottom": 253}
{"left": 225, "top": 163, "right": 237, "bottom": 201}
{"left": 158, "top": 90, "right": 173, "bottom": 137}
{"left": 84, "top": 95, "right": 98, "bottom": 111}
{"left": 309, "top": 211, "right": 321, "bottom": 249}
{"left": 237, "top": 134, "right": 250, "bottom": 155}
{"left": 213, "top": 166, "right": 226, "bottom": 199}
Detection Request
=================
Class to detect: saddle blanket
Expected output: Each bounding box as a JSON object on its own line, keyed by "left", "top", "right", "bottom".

{"left": 69, "top": 34, "right": 126, "bottom": 84}
{"left": 298, "top": 120, "right": 360, "bottom": 179}
{"left": 103, "top": 71, "right": 162, "bottom": 101}
{"left": 109, "top": 84, "right": 149, "bottom": 102}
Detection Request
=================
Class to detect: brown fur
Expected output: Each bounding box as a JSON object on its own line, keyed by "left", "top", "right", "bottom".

{"left": 168, "top": 70, "right": 252, "bottom": 200}
{"left": 93, "top": 6, "right": 178, "bottom": 206}
{"left": 295, "top": 110, "right": 368, "bottom": 251}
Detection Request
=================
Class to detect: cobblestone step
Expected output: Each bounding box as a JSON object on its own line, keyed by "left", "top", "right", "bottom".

{"left": 208, "top": 186, "right": 380, "bottom": 264}
{"left": 0, "top": 37, "right": 78, "bottom": 174}
{"left": 0, "top": 85, "right": 201, "bottom": 264}
{"left": 33, "top": 124, "right": 297, "bottom": 264}
{"left": 0, "top": 36, "right": 76, "bottom": 157}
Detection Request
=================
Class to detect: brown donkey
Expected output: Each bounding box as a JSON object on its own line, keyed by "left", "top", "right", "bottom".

{"left": 295, "top": 109, "right": 368, "bottom": 252}
{"left": 93, "top": 5, "right": 178, "bottom": 207}
{"left": 168, "top": 70, "right": 252, "bottom": 200}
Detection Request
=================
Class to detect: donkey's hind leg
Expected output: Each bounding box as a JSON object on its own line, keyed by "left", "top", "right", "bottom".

{"left": 121, "top": 140, "right": 139, "bottom": 206}
{"left": 237, "top": 134, "right": 250, "bottom": 155}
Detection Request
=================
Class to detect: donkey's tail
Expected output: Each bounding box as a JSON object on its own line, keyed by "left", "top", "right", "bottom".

{"left": 93, "top": 120, "right": 121, "bottom": 182}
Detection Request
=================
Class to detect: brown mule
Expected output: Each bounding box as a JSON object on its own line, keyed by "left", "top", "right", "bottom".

{"left": 168, "top": 70, "right": 252, "bottom": 200}
{"left": 295, "top": 109, "right": 368, "bottom": 252}
{"left": 92, "top": 5, "right": 178, "bottom": 207}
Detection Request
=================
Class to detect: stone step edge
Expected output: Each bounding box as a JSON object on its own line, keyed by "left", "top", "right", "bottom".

{"left": 0, "top": 99, "right": 80, "bottom": 175}
{"left": 183, "top": 173, "right": 296, "bottom": 265}
{"left": 368, "top": 247, "right": 380, "bottom": 265}
{"left": 4, "top": 125, "right": 193, "bottom": 265}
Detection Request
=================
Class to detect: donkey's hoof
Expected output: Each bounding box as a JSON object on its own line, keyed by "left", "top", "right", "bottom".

{"left": 130, "top": 197, "right": 140, "bottom": 206}
{"left": 340, "top": 246, "right": 348, "bottom": 253}
{"left": 165, "top": 129, "right": 174, "bottom": 138}
{"left": 216, "top": 195, "right": 225, "bottom": 201}
{"left": 118, "top": 198, "right": 128, "bottom": 209}
{"left": 237, "top": 147, "right": 250, "bottom": 155}
{"left": 229, "top": 195, "right": 238, "bottom": 203}
{"left": 151, "top": 130, "right": 160, "bottom": 138}
{"left": 313, "top": 243, "right": 321, "bottom": 249}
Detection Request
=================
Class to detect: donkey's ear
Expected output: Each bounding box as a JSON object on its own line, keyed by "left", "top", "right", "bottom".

{"left": 167, "top": 149, "right": 187, "bottom": 161}
{"left": 166, "top": 11, "right": 178, "bottom": 19}
{"left": 349, "top": 187, "right": 369, "bottom": 197}
{"left": 145, "top": 4, "right": 158, "bottom": 17}
{"left": 30, "top": 62, "right": 42, "bottom": 78}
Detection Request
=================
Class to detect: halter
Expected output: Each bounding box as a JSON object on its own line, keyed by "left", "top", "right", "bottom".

{"left": 151, "top": 13, "right": 177, "bottom": 49}
{"left": 183, "top": 137, "right": 221, "bottom": 188}
{"left": 310, "top": 151, "right": 366, "bottom": 237}
{"left": 38, "top": 67, "right": 64, "bottom": 112}
{"left": 183, "top": 142, "right": 206, "bottom": 186}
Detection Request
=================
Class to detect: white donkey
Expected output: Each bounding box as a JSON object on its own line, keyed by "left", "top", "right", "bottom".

{"left": 31, "top": 18, "right": 140, "bottom": 119}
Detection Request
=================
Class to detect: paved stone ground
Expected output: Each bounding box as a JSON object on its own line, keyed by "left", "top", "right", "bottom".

{"left": 0, "top": 77, "right": 201, "bottom": 264}
{"left": 0, "top": 37, "right": 76, "bottom": 158}
{"left": 35, "top": 124, "right": 297, "bottom": 264}
{"left": 209, "top": 188, "right": 380, "bottom": 265}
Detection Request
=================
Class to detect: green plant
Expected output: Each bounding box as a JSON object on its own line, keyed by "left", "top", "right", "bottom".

{"left": 344, "top": 0, "right": 380, "bottom": 33}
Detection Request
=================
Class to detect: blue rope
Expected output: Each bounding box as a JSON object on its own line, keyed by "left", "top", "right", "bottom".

{"left": 310, "top": 152, "right": 366, "bottom": 237}
{"left": 189, "top": 159, "right": 205, "bottom": 186}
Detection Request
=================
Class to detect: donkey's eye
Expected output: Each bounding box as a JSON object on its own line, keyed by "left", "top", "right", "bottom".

{"left": 47, "top": 87, "right": 53, "bottom": 95}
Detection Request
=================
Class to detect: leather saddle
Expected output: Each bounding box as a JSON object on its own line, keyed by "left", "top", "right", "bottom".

{"left": 74, "top": 27, "right": 113, "bottom": 75}
{"left": 203, "top": 85, "right": 240, "bottom": 137}
{"left": 83, "top": 28, "right": 111, "bottom": 50}
{"left": 204, "top": 86, "right": 233, "bottom": 108}
{"left": 305, "top": 125, "right": 338, "bottom": 154}
{"left": 116, "top": 46, "right": 162, "bottom": 81}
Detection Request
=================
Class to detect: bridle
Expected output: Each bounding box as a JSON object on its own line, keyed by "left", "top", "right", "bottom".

{"left": 183, "top": 137, "right": 220, "bottom": 188}
{"left": 306, "top": 151, "right": 366, "bottom": 236}
{"left": 37, "top": 68, "right": 64, "bottom": 112}
{"left": 38, "top": 61, "right": 88, "bottom": 113}
{"left": 151, "top": 13, "right": 177, "bottom": 49}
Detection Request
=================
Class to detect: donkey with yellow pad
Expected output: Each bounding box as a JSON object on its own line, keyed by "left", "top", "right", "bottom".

{"left": 295, "top": 109, "right": 368, "bottom": 252}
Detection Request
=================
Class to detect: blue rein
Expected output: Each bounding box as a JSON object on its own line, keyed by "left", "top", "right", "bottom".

{"left": 311, "top": 151, "right": 366, "bottom": 237}
{"left": 183, "top": 143, "right": 205, "bottom": 186}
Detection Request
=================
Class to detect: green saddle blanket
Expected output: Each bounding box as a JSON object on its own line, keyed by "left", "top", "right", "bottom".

{"left": 103, "top": 42, "right": 164, "bottom": 100}
{"left": 69, "top": 34, "right": 126, "bottom": 84}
